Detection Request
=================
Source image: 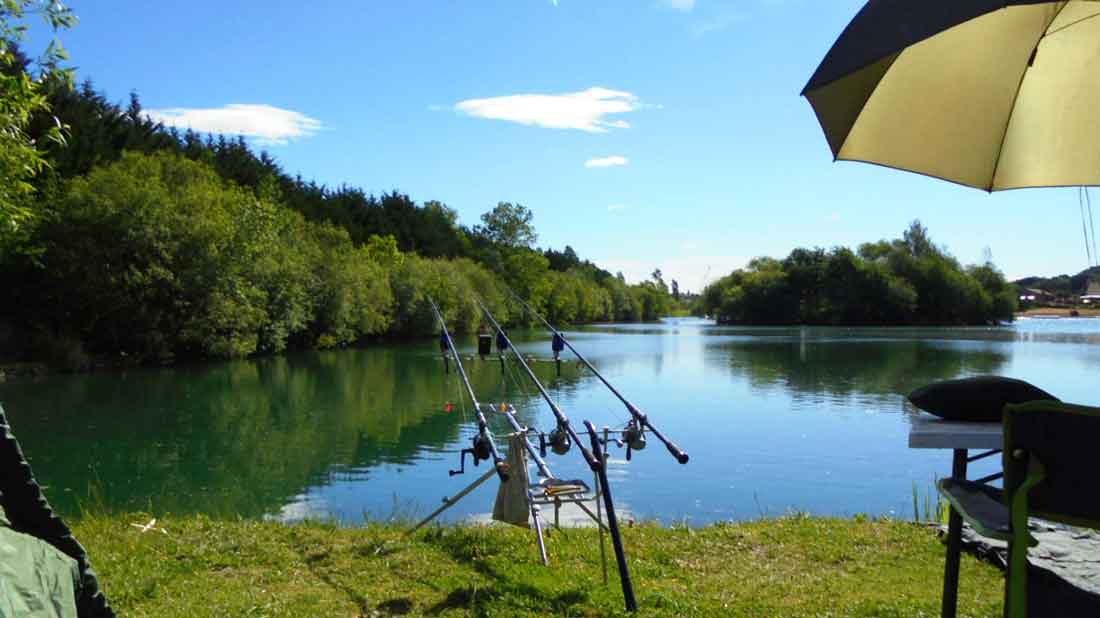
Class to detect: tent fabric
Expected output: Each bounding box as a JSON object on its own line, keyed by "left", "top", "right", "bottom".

{"left": 0, "top": 406, "right": 114, "bottom": 618}
{"left": 803, "top": 0, "right": 1100, "bottom": 191}
{"left": 492, "top": 434, "right": 532, "bottom": 527}
{"left": 0, "top": 504, "right": 81, "bottom": 618}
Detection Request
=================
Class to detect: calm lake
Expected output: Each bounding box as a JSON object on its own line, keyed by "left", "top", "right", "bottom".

{"left": 2, "top": 318, "right": 1098, "bottom": 526}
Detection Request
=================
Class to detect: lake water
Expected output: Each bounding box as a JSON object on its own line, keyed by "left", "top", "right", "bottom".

{"left": 2, "top": 317, "right": 1098, "bottom": 526}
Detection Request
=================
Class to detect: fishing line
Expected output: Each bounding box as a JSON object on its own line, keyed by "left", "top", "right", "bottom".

{"left": 1082, "top": 186, "right": 1091, "bottom": 266}
{"left": 1081, "top": 187, "right": 1094, "bottom": 267}
{"left": 453, "top": 364, "right": 470, "bottom": 425}
{"left": 501, "top": 352, "right": 546, "bottom": 435}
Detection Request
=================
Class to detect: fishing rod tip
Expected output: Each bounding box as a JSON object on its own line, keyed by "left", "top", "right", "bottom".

{"left": 667, "top": 443, "right": 690, "bottom": 464}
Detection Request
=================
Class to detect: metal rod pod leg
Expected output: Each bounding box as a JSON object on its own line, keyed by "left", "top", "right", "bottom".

{"left": 409, "top": 468, "right": 496, "bottom": 534}
{"left": 531, "top": 498, "right": 549, "bottom": 566}
{"left": 585, "top": 420, "right": 637, "bottom": 612}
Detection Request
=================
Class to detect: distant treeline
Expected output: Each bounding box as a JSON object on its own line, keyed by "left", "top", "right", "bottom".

{"left": 1013, "top": 266, "right": 1100, "bottom": 297}
{"left": 699, "top": 222, "right": 1017, "bottom": 326}
{"left": 0, "top": 73, "right": 674, "bottom": 369}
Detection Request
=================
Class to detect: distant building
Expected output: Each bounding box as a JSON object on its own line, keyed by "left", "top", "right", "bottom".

{"left": 1082, "top": 280, "right": 1100, "bottom": 304}
{"left": 1019, "top": 288, "right": 1055, "bottom": 303}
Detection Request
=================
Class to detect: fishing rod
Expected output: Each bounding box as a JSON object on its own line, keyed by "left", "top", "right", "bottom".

{"left": 480, "top": 299, "right": 642, "bottom": 612}
{"left": 508, "top": 290, "right": 690, "bottom": 464}
{"left": 476, "top": 300, "right": 601, "bottom": 473}
{"left": 428, "top": 297, "right": 509, "bottom": 482}
{"left": 584, "top": 419, "right": 637, "bottom": 612}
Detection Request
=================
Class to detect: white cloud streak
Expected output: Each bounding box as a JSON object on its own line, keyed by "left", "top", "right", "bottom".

{"left": 143, "top": 104, "right": 322, "bottom": 145}
{"left": 691, "top": 12, "right": 746, "bottom": 38}
{"left": 607, "top": 204, "right": 627, "bottom": 212}
{"left": 585, "top": 155, "right": 629, "bottom": 168}
{"left": 454, "top": 87, "right": 640, "bottom": 133}
{"left": 661, "top": 0, "right": 695, "bottom": 10}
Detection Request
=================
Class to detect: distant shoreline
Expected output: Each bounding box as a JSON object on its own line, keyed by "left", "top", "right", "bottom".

{"left": 1016, "top": 308, "right": 1100, "bottom": 318}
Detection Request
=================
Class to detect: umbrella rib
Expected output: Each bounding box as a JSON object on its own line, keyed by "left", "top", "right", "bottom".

{"left": 1043, "top": 10, "right": 1100, "bottom": 38}
{"left": 988, "top": 3, "right": 1071, "bottom": 192}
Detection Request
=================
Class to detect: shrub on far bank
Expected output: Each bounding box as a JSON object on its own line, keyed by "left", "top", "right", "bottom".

{"left": 702, "top": 222, "right": 1017, "bottom": 326}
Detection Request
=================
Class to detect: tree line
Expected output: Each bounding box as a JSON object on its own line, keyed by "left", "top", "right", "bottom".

{"left": 1013, "top": 266, "right": 1100, "bottom": 298}
{"left": 0, "top": 29, "right": 673, "bottom": 369}
{"left": 699, "top": 222, "right": 1017, "bottom": 326}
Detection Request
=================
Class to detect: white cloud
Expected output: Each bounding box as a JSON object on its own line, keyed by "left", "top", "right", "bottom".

{"left": 143, "top": 104, "right": 322, "bottom": 145}
{"left": 608, "top": 204, "right": 627, "bottom": 212}
{"left": 454, "top": 87, "right": 641, "bottom": 133}
{"left": 691, "top": 12, "right": 745, "bottom": 37}
{"left": 661, "top": 0, "right": 695, "bottom": 10}
{"left": 585, "top": 155, "right": 629, "bottom": 168}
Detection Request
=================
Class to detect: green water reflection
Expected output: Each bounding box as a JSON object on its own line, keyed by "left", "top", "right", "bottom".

{"left": 718, "top": 336, "right": 1009, "bottom": 400}
{"left": 0, "top": 342, "right": 579, "bottom": 518}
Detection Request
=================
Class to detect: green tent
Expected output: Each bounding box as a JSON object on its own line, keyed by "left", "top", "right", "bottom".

{"left": 0, "top": 405, "right": 114, "bottom": 618}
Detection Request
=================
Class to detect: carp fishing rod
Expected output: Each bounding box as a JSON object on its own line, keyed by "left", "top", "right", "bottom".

{"left": 507, "top": 290, "right": 690, "bottom": 465}
{"left": 428, "top": 297, "right": 509, "bottom": 481}
{"left": 479, "top": 298, "right": 639, "bottom": 612}
{"left": 476, "top": 299, "right": 601, "bottom": 473}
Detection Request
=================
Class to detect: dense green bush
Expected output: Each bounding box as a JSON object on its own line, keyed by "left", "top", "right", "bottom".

{"left": 702, "top": 222, "right": 1016, "bottom": 326}
{"left": 11, "top": 153, "right": 397, "bottom": 360}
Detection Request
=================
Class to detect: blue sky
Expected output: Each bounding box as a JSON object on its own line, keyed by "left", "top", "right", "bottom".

{"left": 33, "top": 0, "right": 1097, "bottom": 290}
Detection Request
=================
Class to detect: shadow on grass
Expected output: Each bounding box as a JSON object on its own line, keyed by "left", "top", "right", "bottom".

{"left": 421, "top": 527, "right": 590, "bottom": 616}
{"left": 285, "top": 530, "right": 376, "bottom": 615}
{"left": 289, "top": 528, "right": 420, "bottom": 616}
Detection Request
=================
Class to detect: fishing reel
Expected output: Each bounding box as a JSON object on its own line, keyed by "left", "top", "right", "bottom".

{"left": 539, "top": 425, "right": 571, "bottom": 457}
{"left": 622, "top": 420, "right": 646, "bottom": 461}
{"left": 450, "top": 433, "right": 493, "bottom": 476}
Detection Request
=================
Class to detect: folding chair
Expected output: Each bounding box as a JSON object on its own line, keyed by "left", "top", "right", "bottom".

{"left": 937, "top": 401, "right": 1100, "bottom": 618}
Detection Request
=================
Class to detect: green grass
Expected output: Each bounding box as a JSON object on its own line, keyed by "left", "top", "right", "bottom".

{"left": 71, "top": 513, "right": 1003, "bottom": 617}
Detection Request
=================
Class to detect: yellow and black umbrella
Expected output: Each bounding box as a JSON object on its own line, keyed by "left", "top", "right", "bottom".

{"left": 803, "top": 1, "right": 1100, "bottom": 192}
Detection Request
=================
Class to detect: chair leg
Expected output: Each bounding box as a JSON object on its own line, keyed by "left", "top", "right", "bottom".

{"left": 1004, "top": 535, "right": 1029, "bottom": 618}
{"left": 941, "top": 449, "right": 968, "bottom": 618}
{"left": 942, "top": 506, "right": 964, "bottom": 618}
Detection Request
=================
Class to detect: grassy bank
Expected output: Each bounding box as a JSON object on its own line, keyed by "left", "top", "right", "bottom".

{"left": 70, "top": 514, "right": 1003, "bottom": 617}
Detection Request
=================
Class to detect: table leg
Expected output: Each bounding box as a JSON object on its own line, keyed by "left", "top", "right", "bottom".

{"left": 941, "top": 448, "right": 969, "bottom": 618}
